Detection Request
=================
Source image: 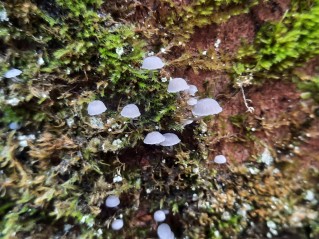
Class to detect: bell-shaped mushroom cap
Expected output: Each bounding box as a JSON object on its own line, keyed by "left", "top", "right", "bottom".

{"left": 105, "top": 195, "right": 120, "bottom": 208}
{"left": 154, "top": 210, "right": 166, "bottom": 222}
{"left": 4, "top": 68, "right": 22, "bottom": 78}
{"left": 192, "top": 98, "right": 222, "bottom": 116}
{"left": 167, "top": 78, "right": 190, "bottom": 93}
{"left": 141, "top": 56, "right": 165, "bottom": 70}
{"left": 111, "top": 219, "right": 124, "bottom": 230}
{"left": 159, "top": 133, "right": 181, "bottom": 146}
{"left": 143, "top": 131, "right": 165, "bottom": 145}
{"left": 187, "top": 97, "right": 198, "bottom": 106}
{"left": 186, "top": 84, "right": 198, "bottom": 96}
{"left": 87, "top": 100, "right": 107, "bottom": 116}
{"left": 9, "top": 122, "right": 21, "bottom": 130}
{"left": 157, "top": 223, "right": 174, "bottom": 239}
{"left": 214, "top": 155, "right": 227, "bottom": 164}
{"left": 120, "top": 104, "right": 141, "bottom": 119}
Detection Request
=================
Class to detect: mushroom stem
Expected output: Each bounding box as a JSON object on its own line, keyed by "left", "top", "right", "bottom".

{"left": 12, "top": 77, "right": 22, "bottom": 83}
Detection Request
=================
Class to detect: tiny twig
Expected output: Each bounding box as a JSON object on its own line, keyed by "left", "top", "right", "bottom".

{"left": 240, "top": 85, "right": 254, "bottom": 113}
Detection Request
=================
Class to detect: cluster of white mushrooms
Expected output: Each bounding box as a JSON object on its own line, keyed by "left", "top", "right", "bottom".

{"left": 105, "top": 195, "right": 124, "bottom": 230}
{"left": 105, "top": 195, "right": 175, "bottom": 237}
{"left": 87, "top": 100, "right": 141, "bottom": 119}
{"left": 153, "top": 210, "right": 175, "bottom": 239}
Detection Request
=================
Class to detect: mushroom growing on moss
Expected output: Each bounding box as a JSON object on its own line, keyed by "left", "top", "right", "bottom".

{"left": 111, "top": 219, "right": 124, "bottom": 230}
{"left": 192, "top": 98, "right": 222, "bottom": 116}
{"left": 87, "top": 100, "right": 107, "bottom": 116}
{"left": 157, "top": 223, "right": 175, "bottom": 239}
{"left": 159, "top": 133, "right": 181, "bottom": 146}
{"left": 214, "top": 155, "right": 227, "bottom": 164}
{"left": 4, "top": 68, "right": 22, "bottom": 78}
{"left": 154, "top": 210, "right": 166, "bottom": 222}
{"left": 105, "top": 195, "right": 120, "bottom": 208}
{"left": 120, "top": 103, "right": 141, "bottom": 119}
{"left": 143, "top": 131, "right": 165, "bottom": 145}
{"left": 167, "top": 78, "right": 189, "bottom": 93}
{"left": 185, "top": 84, "right": 198, "bottom": 96}
{"left": 187, "top": 97, "right": 198, "bottom": 106}
{"left": 141, "top": 56, "right": 165, "bottom": 70}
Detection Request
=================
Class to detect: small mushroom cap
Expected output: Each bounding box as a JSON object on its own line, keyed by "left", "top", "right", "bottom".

{"left": 157, "top": 223, "right": 174, "bottom": 239}
{"left": 143, "top": 131, "right": 165, "bottom": 145}
{"left": 111, "top": 219, "right": 124, "bottom": 230}
{"left": 167, "top": 78, "right": 190, "bottom": 93}
{"left": 187, "top": 97, "right": 198, "bottom": 106}
{"left": 159, "top": 133, "right": 181, "bottom": 146}
{"left": 181, "top": 119, "right": 194, "bottom": 126}
{"left": 214, "top": 155, "right": 227, "bottom": 164}
{"left": 4, "top": 68, "right": 22, "bottom": 78}
{"left": 192, "top": 98, "right": 222, "bottom": 116}
{"left": 120, "top": 104, "right": 141, "bottom": 118}
{"left": 141, "top": 56, "right": 165, "bottom": 70}
{"left": 87, "top": 100, "right": 107, "bottom": 116}
{"left": 105, "top": 195, "right": 120, "bottom": 208}
{"left": 154, "top": 210, "right": 166, "bottom": 222}
{"left": 9, "top": 122, "right": 20, "bottom": 130}
{"left": 186, "top": 85, "right": 198, "bottom": 96}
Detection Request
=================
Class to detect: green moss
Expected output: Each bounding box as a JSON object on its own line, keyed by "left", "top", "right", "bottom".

{"left": 1, "top": 0, "right": 318, "bottom": 238}
{"left": 159, "top": 0, "right": 258, "bottom": 44}
{"left": 235, "top": 0, "right": 319, "bottom": 79}
{"left": 296, "top": 76, "right": 319, "bottom": 103}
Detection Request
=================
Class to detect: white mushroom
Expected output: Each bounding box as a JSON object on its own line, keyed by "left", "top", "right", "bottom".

{"left": 4, "top": 68, "right": 22, "bottom": 78}
{"left": 159, "top": 133, "right": 181, "bottom": 146}
{"left": 105, "top": 195, "right": 120, "bottom": 208}
{"left": 120, "top": 104, "right": 141, "bottom": 119}
{"left": 192, "top": 98, "right": 222, "bottom": 116}
{"left": 181, "top": 119, "right": 194, "bottom": 126}
{"left": 87, "top": 100, "right": 107, "bottom": 116}
{"left": 9, "top": 122, "right": 20, "bottom": 130}
{"left": 187, "top": 97, "right": 198, "bottom": 106}
{"left": 157, "top": 223, "right": 175, "bottom": 239}
{"left": 141, "top": 56, "right": 165, "bottom": 70}
{"left": 167, "top": 78, "right": 189, "bottom": 93}
{"left": 214, "top": 155, "right": 227, "bottom": 164}
{"left": 143, "top": 131, "right": 165, "bottom": 145}
{"left": 111, "top": 219, "right": 124, "bottom": 230}
{"left": 185, "top": 84, "right": 198, "bottom": 96}
{"left": 153, "top": 210, "right": 166, "bottom": 222}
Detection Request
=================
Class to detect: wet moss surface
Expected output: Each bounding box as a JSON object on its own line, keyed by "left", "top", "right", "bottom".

{"left": 0, "top": 0, "right": 319, "bottom": 238}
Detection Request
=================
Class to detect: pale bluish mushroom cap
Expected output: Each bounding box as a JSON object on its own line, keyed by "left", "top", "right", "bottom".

{"left": 214, "top": 155, "right": 227, "bottom": 164}
{"left": 187, "top": 97, "right": 198, "bottom": 106}
{"left": 167, "top": 78, "right": 189, "bottom": 93}
{"left": 120, "top": 104, "right": 141, "bottom": 119}
{"left": 9, "top": 122, "right": 20, "bottom": 130}
{"left": 141, "top": 56, "right": 165, "bottom": 70}
{"left": 4, "top": 68, "right": 22, "bottom": 78}
{"left": 111, "top": 219, "right": 124, "bottom": 230}
{"left": 157, "top": 223, "right": 174, "bottom": 239}
{"left": 192, "top": 98, "right": 222, "bottom": 116}
{"left": 105, "top": 195, "right": 120, "bottom": 208}
{"left": 154, "top": 210, "right": 166, "bottom": 222}
{"left": 181, "top": 119, "right": 194, "bottom": 126}
{"left": 159, "top": 133, "right": 181, "bottom": 146}
{"left": 186, "top": 84, "right": 198, "bottom": 96}
{"left": 143, "top": 131, "right": 165, "bottom": 145}
{"left": 87, "top": 100, "right": 107, "bottom": 116}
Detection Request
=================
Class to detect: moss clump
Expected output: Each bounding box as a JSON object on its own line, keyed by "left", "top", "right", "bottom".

{"left": 235, "top": 0, "right": 319, "bottom": 78}
{"left": 159, "top": 0, "right": 258, "bottom": 45}
{"left": 1, "top": 0, "right": 319, "bottom": 238}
